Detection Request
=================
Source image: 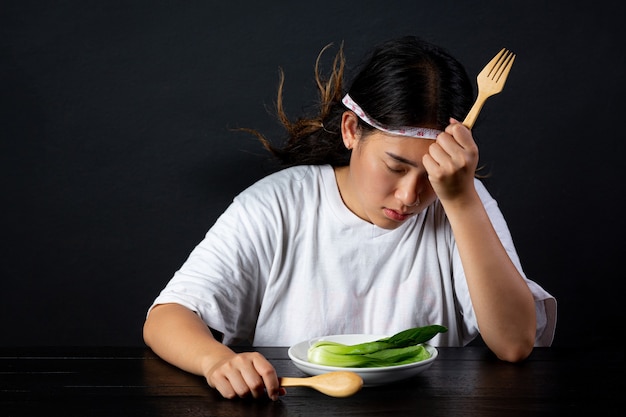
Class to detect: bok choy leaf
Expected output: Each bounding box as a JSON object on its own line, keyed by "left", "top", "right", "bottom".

{"left": 307, "top": 324, "right": 447, "bottom": 368}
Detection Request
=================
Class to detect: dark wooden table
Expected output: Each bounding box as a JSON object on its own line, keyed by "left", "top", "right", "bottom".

{"left": 0, "top": 345, "right": 621, "bottom": 416}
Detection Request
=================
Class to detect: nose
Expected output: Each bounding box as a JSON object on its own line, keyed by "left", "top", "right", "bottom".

{"left": 395, "top": 176, "right": 421, "bottom": 207}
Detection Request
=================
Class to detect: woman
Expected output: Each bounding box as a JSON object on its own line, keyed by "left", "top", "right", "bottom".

{"left": 143, "top": 36, "right": 557, "bottom": 401}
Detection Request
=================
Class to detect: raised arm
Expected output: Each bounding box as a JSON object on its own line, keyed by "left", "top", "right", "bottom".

{"left": 423, "top": 120, "right": 536, "bottom": 362}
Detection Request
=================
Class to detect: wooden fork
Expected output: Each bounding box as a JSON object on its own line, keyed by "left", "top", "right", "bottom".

{"left": 462, "top": 48, "right": 516, "bottom": 129}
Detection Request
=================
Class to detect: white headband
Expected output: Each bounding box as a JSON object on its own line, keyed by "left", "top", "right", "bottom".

{"left": 342, "top": 94, "right": 441, "bottom": 139}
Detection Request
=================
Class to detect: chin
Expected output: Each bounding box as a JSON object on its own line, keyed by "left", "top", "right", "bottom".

{"left": 374, "top": 219, "right": 404, "bottom": 230}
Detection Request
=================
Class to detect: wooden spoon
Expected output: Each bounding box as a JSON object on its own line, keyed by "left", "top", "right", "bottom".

{"left": 279, "top": 371, "right": 363, "bottom": 397}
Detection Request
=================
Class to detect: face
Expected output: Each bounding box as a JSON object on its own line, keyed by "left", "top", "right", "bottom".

{"left": 337, "top": 112, "right": 438, "bottom": 229}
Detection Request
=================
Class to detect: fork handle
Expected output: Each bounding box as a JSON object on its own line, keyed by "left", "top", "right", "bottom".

{"left": 462, "top": 94, "right": 487, "bottom": 129}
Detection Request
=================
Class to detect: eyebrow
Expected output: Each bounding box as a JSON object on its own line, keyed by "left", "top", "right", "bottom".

{"left": 385, "top": 152, "right": 419, "bottom": 167}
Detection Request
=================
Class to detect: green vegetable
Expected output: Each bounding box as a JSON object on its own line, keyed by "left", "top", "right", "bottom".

{"left": 307, "top": 325, "right": 447, "bottom": 368}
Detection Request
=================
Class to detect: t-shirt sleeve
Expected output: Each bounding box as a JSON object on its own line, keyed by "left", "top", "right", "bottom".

{"left": 147, "top": 191, "right": 279, "bottom": 345}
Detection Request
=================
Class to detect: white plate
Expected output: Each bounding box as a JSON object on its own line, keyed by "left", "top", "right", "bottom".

{"left": 288, "top": 334, "right": 438, "bottom": 387}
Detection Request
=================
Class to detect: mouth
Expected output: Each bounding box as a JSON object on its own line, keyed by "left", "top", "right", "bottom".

{"left": 383, "top": 208, "right": 413, "bottom": 222}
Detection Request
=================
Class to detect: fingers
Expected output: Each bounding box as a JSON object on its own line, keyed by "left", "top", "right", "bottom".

{"left": 422, "top": 119, "right": 479, "bottom": 200}
{"left": 445, "top": 118, "right": 475, "bottom": 149}
{"left": 426, "top": 119, "right": 477, "bottom": 171}
{"left": 207, "top": 352, "right": 283, "bottom": 401}
{"left": 253, "top": 354, "right": 283, "bottom": 401}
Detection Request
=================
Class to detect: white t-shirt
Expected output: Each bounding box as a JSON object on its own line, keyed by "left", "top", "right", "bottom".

{"left": 149, "top": 165, "right": 556, "bottom": 347}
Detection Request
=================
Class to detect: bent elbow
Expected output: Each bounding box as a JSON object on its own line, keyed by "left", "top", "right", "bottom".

{"left": 142, "top": 319, "right": 153, "bottom": 347}
{"left": 142, "top": 310, "right": 159, "bottom": 348}
{"left": 496, "top": 344, "right": 533, "bottom": 363}
{"left": 494, "top": 335, "right": 535, "bottom": 363}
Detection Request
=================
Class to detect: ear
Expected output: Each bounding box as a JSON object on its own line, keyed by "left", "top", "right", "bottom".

{"left": 341, "top": 111, "right": 359, "bottom": 150}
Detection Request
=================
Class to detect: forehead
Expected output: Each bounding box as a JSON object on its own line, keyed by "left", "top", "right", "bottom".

{"left": 364, "top": 132, "right": 433, "bottom": 158}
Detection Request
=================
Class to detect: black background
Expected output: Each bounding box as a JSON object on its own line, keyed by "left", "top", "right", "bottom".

{"left": 1, "top": 0, "right": 623, "bottom": 347}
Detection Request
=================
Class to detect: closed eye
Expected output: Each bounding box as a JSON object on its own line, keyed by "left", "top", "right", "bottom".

{"left": 385, "top": 152, "right": 418, "bottom": 168}
{"left": 385, "top": 164, "right": 406, "bottom": 174}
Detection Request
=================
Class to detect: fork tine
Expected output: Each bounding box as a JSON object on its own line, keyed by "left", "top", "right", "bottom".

{"left": 488, "top": 48, "right": 514, "bottom": 81}
{"left": 495, "top": 52, "right": 515, "bottom": 83}
{"left": 483, "top": 48, "right": 506, "bottom": 76}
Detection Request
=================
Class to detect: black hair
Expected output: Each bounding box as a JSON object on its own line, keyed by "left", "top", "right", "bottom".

{"left": 245, "top": 36, "right": 474, "bottom": 168}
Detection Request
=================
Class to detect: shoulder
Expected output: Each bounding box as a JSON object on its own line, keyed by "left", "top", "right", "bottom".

{"left": 234, "top": 165, "right": 329, "bottom": 203}
{"left": 260, "top": 165, "right": 321, "bottom": 184}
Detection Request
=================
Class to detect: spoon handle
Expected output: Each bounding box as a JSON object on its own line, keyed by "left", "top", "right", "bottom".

{"left": 279, "top": 376, "right": 311, "bottom": 387}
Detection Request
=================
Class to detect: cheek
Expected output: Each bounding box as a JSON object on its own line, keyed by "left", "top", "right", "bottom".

{"left": 365, "top": 177, "right": 392, "bottom": 200}
{"left": 358, "top": 159, "right": 394, "bottom": 196}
